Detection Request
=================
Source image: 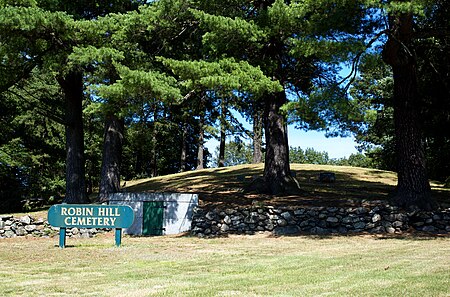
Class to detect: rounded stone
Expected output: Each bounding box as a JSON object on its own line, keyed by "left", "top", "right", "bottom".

{"left": 421, "top": 225, "right": 437, "bottom": 233}
{"left": 16, "top": 227, "right": 27, "bottom": 236}
{"left": 205, "top": 211, "right": 216, "bottom": 221}
{"left": 24, "top": 225, "right": 37, "bottom": 232}
{"left": 392, "top": 221, "right": 403, "bottom": 228}
{"left": 372, "top": 214, "right": 382, "bottom": 223}
{"left": 371, "top": 226, "right": 386, "bottom": 233}
{"left": 265, "top": 223, "right": 274, "bottom": 231}
{"left": 386, "top": 227, "right": 396, "bottom": 233}
{"left": 281, "top": 212, "right": 292, "bottom": 220}
{"left": 273, "top": 226, "right": 300, "bottom": 235}
{"left": 4, "top": 230, "right": 16, "bottom": 238}
{"left": 354, "top": 222, "right": 366, "bottom": 229}
{"left": 294, "top": 209, "right": 305, "bottom": 216}
{"left": 20, "top": 216, "right": 32, "bottom": 225}
{"left": 326, "top": 217, "right": 339, "bottom": 223}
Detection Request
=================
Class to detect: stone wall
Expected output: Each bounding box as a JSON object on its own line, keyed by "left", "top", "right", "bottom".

{"left": 191, "top": 204, "right": 450, "bottom": 237}
{"left": 0, "top": 215, "right": 106, "bottom": 239}
{"left": 2, "top": 204, "right": 449, "bottom": 239}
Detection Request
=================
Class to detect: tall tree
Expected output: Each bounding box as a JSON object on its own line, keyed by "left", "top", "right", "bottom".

{"left": 57, "top": 71, "right": 88, "bottom": 203}
{"left": 252, "top": 107, "right": 264, "bottom": 164}
{"left": 162, "top": 0, "right": 364, "bottom": 193}
{"left": 332, "top": 0, "right": 447, "bottom": 209}
{"left": 381, "top": 0, "right": 434, "bottom": 210}
{"left": 98, "top": 113, "right": 124, "bottom": 201}
{"left": 0, "top": 1, "right": 144, "bottom": 203}
{"left": 0, "top": 70, "right": 66, "bottom": 211}
{"left": 0, "top": 5, "right": 89, "bottom": 203}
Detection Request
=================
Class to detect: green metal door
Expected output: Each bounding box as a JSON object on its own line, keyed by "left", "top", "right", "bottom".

{"left": 143, "top": 201, "right": 165, "bottom": 235}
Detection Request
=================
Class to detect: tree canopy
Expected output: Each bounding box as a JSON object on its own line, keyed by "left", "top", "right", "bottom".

{"left": 1, "top": 0, "right": 449, "bottom": 211}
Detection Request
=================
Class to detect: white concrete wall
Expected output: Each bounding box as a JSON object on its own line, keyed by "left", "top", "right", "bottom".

{"left": 109, "top": 193, "right": 198, "bottom": 235}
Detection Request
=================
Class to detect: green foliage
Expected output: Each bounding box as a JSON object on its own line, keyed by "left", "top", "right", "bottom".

{"left": 0, "top": 72, "right": 66, "bottom": 213}
{"left": 212, "top": 139, "right": 253, "bottom": 167}
{"left": 122, "top": 116, "right": 206, "bottom": 178}
{"left": 290, "top": 147, "right": 330, "bottom": 165}
{"left": 191, "top": 9, "right": 266, "bottom": 55}
{"left": 160, "top": 57, "right": 282, "bottom": 95}
{"left": 289, "top": 146, "right": 377, "bottom": 169}
{"left": 99, "top": 65, "right": 181, "bottom": 102}
{"left": 2, "top": 0, "right": 450, "bottom": 209}
{"left": 68, "top": 46, "right": 125, "bottom": 68}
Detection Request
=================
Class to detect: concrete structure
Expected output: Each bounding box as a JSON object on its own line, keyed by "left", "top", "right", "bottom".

{"left": 109, "top": 192, "right": 198, "bottom": 236}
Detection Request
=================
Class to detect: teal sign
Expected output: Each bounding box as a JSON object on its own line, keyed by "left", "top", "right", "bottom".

{"left": 48, "top": 204, "right": 134, "bottom": 248}
{"left": 48, "top": 204, "right": 134, "bottom": 228}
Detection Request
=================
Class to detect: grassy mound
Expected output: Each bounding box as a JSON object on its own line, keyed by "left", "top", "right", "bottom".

{"left": 124, "top": 164, "right": 450, "bottom": 209}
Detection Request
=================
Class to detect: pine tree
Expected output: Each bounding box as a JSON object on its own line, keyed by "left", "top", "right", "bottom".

{"left": 161, "top": 0, "right": 364, "bottom": 194}
{"left": 0, "top": 1, "right": 145, "bottom": 203}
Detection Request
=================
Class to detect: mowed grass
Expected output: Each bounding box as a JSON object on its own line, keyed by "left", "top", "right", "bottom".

{"left": 2, "top": 164, "right": 449, "bottom": 296}
{"left": 1, "top": 233, "right": 449, "bottom": 296}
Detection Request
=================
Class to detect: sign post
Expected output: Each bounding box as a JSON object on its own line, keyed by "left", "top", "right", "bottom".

{"left": 48, "top": 204, "right": 134, "bottom": 248}
{"left": 59, "top": 227, "right": 66, "bottom": 248}
{"left": 115, "top": 228, "right": 122, "bottom": 247}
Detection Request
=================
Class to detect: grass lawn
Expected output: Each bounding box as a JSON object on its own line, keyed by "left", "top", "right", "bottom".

{"left": 123, "top": 164, "right": 450, "bottom": 208}
{"left": 2, "top": 164, "right": 449, "bottom": 296}
{"left": 1, "top": 233, "right": 449, "bottom": 296}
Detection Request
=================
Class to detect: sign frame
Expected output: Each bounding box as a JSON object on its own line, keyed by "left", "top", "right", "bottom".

{"left": 48, "top": 204, "right": 134, "bottom": 248}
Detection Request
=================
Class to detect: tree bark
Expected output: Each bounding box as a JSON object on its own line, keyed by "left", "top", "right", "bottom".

{"left": 58, "top": 71, "right": 88, "bottom": 204}
{"left": 263, "top": 91, "right": 292, "bottom": 194}
{"left": 196, "top": 114, "right": 205, "bottom": 170}
{"left": 218, "top": 124, "right": 226, "bottom": 167}
{"left": 218, "top": 101, "right": 227, "bottom": 167}
{"left": 98, "top": 113, "right": 124, "bottom": 203}
{"left": 252, "top": 109, "right": 263, "bottom": 164}
{"left": 382, "top": 7, "right": 436, "bottom": 210}
{"left": 149, "top": 104, "right": 158, "bottom": 177}
{"left": 180, "top": 122, "right": 188, "bottom": 172}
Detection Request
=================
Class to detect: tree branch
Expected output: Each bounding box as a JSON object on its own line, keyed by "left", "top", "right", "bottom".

{"left": 6, "top": 89, "right": 66, "bottom": 125}
{"left": 338, "top": 29, "right": 388, "bottom": 92}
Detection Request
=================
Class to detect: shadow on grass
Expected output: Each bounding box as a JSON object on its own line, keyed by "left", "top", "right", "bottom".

{"left": 189, "top": 231, "right": 449, "bottom": 240}
{"left": 126, "top": 166, "right": 263, "bottom": 193}
{"left": 124, "top": 165, "right": 450, "bottom": 209}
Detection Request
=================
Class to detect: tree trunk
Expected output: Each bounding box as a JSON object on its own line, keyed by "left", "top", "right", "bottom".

{"left": 382, "top": 7, "right": 436, "bottom": 210}
{"left": 263, "top": 91, "right": 292, "bottom": 194}
{"left": 196, "top": 114, "right": 205, "bottom": 170}
{"left": 180, "top": 122, "right": 188, "bottom": 172}
{"left": 98, "top": 113, "right": 124, "bottom": 203}
{"left": 58, "top": 71, "right": 88, "bottom": 204}
{"left": 149, "top": 104, "right": 158, "bottom": 177}
{"left": 252, "top": 109, "right": 263, "bottom": 164}
{"left": 218, "top": 102, "right": 226, "bottom": 167}
{"left": 218, "top": 125, "right": 226, "bottom": 167}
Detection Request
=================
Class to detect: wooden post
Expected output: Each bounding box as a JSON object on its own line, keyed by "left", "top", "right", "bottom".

{"left": 115, "top": 228, "right": 122, "bottom": 247}
{"left": 59, "top": 227, "right": 66, "bottom": 248}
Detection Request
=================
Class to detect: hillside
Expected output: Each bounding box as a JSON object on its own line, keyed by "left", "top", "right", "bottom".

{"left": 124, "top": 164, "right": 450, "bottom": 209}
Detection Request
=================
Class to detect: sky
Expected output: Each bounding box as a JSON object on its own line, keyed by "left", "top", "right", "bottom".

{"left": 205, "top": 112, "right": 359, "bottom": 161}
{"left": 286, "top": 127, "right": 358, "bottom": 159}
{"left": 205, "top": 63, "right": 362, "bottom": 161}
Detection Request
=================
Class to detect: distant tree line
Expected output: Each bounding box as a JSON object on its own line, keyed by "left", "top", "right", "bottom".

{"left": 213, "top": 141, "right": 378, "bottom": 169}
{"left": 1, "top": 0, "right": 448, "bottom": 212}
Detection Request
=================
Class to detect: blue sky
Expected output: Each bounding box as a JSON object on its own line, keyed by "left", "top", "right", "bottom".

{"left": 205, "top": 112, "right": 359, "bottom": 160}
{"left": 287, "top": 127, "right": 358, "bottom": 159}
{"left": 206, "top": 128, "right": 358, "bottom": 159}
